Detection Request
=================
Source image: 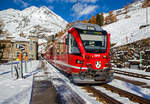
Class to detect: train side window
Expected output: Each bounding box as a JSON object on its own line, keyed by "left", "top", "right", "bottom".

{"left": 59, "top": 43, "right": 64, "bottom": 54}
{"left": 56, "top": 42, "right": 60, "bottom": 54}
{"left": 51, "top": 47, "right": 53, "bottom": 56}
{"left": 69, "top": 34, "right": 81, "bottom": 55}
{"left": 65, "top": 35, "right": 69, "bottom": 54}
{"left": 65, "top": 36, "right": 69, "bottom": 45}
{"left": 16, "top": 52, "right": 20, "bottom": 58}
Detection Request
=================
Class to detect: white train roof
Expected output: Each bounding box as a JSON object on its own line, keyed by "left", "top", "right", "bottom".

{"left": 73, "top": 23, "right": 104, "bottom": 31}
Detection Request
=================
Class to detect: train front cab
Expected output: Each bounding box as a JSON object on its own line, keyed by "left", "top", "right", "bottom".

{"left": 67, "top": 23, "right": 113, "bottom": 84}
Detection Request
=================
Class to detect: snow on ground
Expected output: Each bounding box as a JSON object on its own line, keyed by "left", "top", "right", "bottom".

{"left": 109, "top": 79, "right": 150, "bottom": 100}
{"left": 114, "top": 73, "right": 150, "bottom": 86}
{"left": 1, "top": 60, "right": 150, "bottom": 104}
{"left": 0, "top": 60, "right": 40, "bottom": 104}
{"left": 42, "top": 60, "right": 100, "bottom": 104}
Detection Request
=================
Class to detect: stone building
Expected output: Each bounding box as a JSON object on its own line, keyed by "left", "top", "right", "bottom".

{"left": 0, "top": 36, "right": 38, "bottom": 62}
{"left": 12, "top": 37, "right": 38, "bottom": 60}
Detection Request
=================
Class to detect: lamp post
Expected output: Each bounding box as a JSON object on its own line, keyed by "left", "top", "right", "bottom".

{"left": 146, "top": 7, "right": 148, "bottom": 25}
{"left": 10, "top": 43, "right": 13, "bottom": 78}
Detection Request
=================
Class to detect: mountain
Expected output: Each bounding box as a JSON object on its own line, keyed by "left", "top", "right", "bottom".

{"left": 0, "top": 6, "right": 68, "bottom": 39}
{"left": 0, "top": 6, "right": 68, "bottom": 53}
{"left": 103, "top": 0, "right": 150, "bottom": 47}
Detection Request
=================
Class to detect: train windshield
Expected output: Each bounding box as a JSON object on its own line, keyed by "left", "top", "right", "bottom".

{"left": 80, "top": 33, "right": 107, "bottom": 53}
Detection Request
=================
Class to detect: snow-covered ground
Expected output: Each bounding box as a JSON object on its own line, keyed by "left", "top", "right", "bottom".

{"left": 0, "top": 60, "right": 150, "bottom": 104}
{"left": 0, "top": 60, "right": 41, "bottom": 104}
{"left": 113, "top": 67, "right": 150, "bottom": 76}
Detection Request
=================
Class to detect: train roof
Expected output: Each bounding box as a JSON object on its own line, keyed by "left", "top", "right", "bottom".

{"left": 73, "top": 23, "right": 104, "bottom": 31}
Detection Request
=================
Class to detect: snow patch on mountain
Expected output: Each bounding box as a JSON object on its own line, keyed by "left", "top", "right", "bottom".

{"left": 103, "top": 0, "right": 150, "bottom": 47}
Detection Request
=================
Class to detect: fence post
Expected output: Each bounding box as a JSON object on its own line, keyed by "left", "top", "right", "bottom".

{"left": 19, "top": 52, "right": 23, "bottom": 78}
{"left": 11, "top": 62, "right": 13, "bottom": 78}
{"left": 10, "top": 43, "right": 13, "bottom": 79}
{"left": 140, "top": 51, "right": 142, "bottom": 70}
{"left": 25, "top": 55, "right": 28, "bottom": 73}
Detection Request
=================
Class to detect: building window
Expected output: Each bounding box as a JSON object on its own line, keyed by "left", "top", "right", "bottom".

{"left": 17, "top": 52, "right": 20, "bottom": 58}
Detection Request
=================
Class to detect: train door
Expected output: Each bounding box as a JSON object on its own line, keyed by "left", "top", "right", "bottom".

{"left": 54, "top": 45, "right": 56, "bottom": 64}
{"left": 68, "top": 33, "right": 81, "bottom": 73}
{"left": 49, "top": 47, "right": 53, "bottom": 63}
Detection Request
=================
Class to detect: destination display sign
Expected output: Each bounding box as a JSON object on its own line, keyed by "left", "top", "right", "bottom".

{"left": 82, "top": 30, "right": 106, "bottom": 35}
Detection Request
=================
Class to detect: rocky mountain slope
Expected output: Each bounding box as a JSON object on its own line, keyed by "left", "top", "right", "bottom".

{"left": 103, "top": 0, "right": 150, "bottom": 47}
{"left": 103, "top": 0, "right": 150, "bottom": 71}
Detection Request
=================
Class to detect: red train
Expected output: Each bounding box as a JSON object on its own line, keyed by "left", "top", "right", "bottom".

{"left": 45, "top": 23, "right": 113, "bottom": 83}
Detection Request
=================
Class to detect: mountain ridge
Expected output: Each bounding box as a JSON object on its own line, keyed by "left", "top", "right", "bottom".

{"left": 0, "top": 6, "right": 68, "bottom": 38}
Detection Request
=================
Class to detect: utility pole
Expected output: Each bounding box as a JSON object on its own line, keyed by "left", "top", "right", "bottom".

{"left": 11, "top": 43, "right": 13, "bottom": 78}
{"left": 20, "top": 50, "right": 23, "bottom": 78}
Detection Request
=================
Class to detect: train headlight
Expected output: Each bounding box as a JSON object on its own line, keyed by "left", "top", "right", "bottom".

{"left": 95, "top": 61, "right": 101, "bottom": 68}
{"left": 103, "top": 55, "right": 111, "bottom": 59}
{"left": 76, "top": 60, "right": 83, "bottom": 64}
{"left": 103, "top": 55, "right": 106, "bottom": 59}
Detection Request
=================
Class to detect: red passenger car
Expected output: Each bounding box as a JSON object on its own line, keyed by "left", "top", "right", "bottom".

{"left": 47, "top": 23, "right": 113, "bottom": 83}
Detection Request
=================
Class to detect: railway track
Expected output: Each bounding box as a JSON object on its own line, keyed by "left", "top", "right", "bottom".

{"left": 114, "top": 76, "right": 150, "bottom": 89}
{"left": 45, "top": 60, "right": 150, "bottom": 104}
{"left": 112, "top": 69, "right": 150, "bottom": 80}
{"left": 82, "top": 86, "right": 123, "bottom": 104}
{"left": 101, "top": 84, "right": 150, "bottom": 104}
{"left": 82, "top": 84, "right": 150, "bottom": 104}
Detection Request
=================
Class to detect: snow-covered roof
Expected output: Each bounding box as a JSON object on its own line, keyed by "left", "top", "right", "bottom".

{"left": 28, "top": 33, "right": 38, "bottom": 37}
{"left": 6, "top": 35, "right": 15, "bottom": 38}
{"left": 0, "top": 36, "right": 6, "bottom": 40}
{"left": 12, "top": 36, "right": 30, "bottom": 42}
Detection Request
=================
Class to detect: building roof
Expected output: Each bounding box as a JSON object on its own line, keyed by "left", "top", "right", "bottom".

{"left": 12, "top": 36, "right": 30, "bottom": 42}
{"left": 0, "top": 39, "right": 11, "bottom": 42}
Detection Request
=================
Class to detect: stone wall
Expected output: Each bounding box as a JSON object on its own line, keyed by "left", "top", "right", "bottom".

{"left": 110, "top": 38, "right": 150, "bottom": 71}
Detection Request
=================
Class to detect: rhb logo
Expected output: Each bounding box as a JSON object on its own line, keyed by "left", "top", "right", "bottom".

{"left": 95, "top": 61, "right": 101, "bottom": 68}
